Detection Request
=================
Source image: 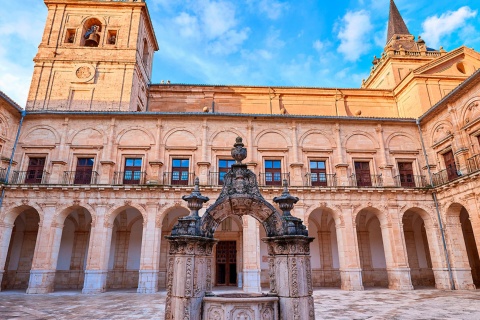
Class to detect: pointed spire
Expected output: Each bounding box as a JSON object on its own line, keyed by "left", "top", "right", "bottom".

{"left": 387, "top": 0, "right": 411, "bottom": 44}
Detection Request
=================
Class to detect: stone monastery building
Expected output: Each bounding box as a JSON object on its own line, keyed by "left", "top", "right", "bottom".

{"left": 1, "top": 0, "right": 480, "bottom": 296}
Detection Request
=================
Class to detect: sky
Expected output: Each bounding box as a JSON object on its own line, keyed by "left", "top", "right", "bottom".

{"left": 0, "top": 0, "right": 479, "bottom": 106}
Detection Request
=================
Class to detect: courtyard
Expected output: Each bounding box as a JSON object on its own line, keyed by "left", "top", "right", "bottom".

{"left": 1, "top": 288, "right": 480, "bottom": 319}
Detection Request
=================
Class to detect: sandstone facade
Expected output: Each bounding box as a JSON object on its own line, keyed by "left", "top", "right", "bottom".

{"left": 0, "top": 0, "right": 480, "bottom": 301}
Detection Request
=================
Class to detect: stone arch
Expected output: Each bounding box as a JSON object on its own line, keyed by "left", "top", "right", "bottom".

{"left": 299, "top": 130, "right": 336, "bottom": 149}
{"left": 355, "top": 206, "right": 389, "bottom": 288}
{"left": 431, "top": 120, "right": 454, "bottom": 146}
{"left": 305, "top": 205, "right": 341, "bottom": 228}
{"left": 460, "top": 98, "right": 480, "bottom": 128}
{"left": 54, "top": 205, "right": 93, "bottom": 291}
{"left": 157, "top": 204, "right": 190, "bottom": 228}
{"left": 255, "top": 129, "right": 291, "bottom": 148}
{"left": 386, "top": 132, "right": 420, "bottom": 151}
{"left": 116, "top": 127, "right": 155, "bottom": 147}
{"left": 199, "top": 195, "right": 284, "bottom": 238}
{"left": 345, "top": 131, "right": 379, "bottom": 150}
{"left": 0, "top": 114, "right": 8, "bottom": 137}
{"left": 0, "top": 205, "right": 41, "bottom": 291}
{"left": 69, "top": 128, "right": 106, "bottom": 146}
{"left": 20, "top": 126, "right": 60, "bottom": 146}
{"left": 163, "top": 128, "right": 199, "bottom": 148}
{"left": 353, "top": 205, "right": 388, "bottom": 227}
{"left": 444, "top": 202, "right": 480, "bottom": 288}
{"left": 106, "top": 204, "right": 148, "bottom": 227}
{"left": 307, "top": 206, "right": 341, "bottom": 287}
{"left": 53, "top": 203, "right": 96, "bottom": 226}
{"left": 401, "top": 207, "right": 437, "bottom": 288}
{"left": 209, "top": 129, "right": 246, "bottom": 147}
{"left": 1, "top": 203, "right": 44, "bottom": 225}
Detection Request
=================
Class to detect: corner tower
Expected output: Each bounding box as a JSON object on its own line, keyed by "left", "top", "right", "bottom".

{"left": 27, "top": 0, "right": 159, "bottom": 111}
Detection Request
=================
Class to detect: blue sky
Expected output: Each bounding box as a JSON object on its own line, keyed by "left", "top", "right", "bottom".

{"left": 0, "top": 0, "right": 479, "bottom": 105}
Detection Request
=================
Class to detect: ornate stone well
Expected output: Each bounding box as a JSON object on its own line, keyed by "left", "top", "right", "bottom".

{"left": 165, "top": 137, "right": 315, "bottom": 320}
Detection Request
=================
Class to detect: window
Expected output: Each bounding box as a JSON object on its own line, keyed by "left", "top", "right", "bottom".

{"left": 142, "top": 39, "right": 149, "bottom": 66}
{"left": 443, "top": 150, "right": 459, "bottom": 180}
{"left": 82, "top": 18, "right": 102, "bottom": 47}
{"left": 74, "top": 158, "right": 94, "bottom": 184}
{"left": 107, "top": 30, "right": 117, "bottom": 45}
{"left": 310, "top": 160, "right": 327, "bottom": 186}
{"left": 124, "top": 158, "right": 142, "bottom": 184}
{"left": 65, "top": 29, "right": 76, "bottom": 44}
{"left": 354, "top": 161, "right": 371, "bottom": 187}
{"left": 264, "top": 160, "right": 282, "bottom": 186}
{"left": 397, "top": 162, "right": 414, "bottom": 187}
{"left": 171, "top": 158, "right": 190, "bottom": 185}
{"left": 218, "top": 159, "right": 235, "bottom": 185}
{"left": 25, "top": 157, "right": 46, "bottom": 184}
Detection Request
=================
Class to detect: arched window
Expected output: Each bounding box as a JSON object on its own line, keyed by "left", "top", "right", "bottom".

{"left": 82, "top": 18, "right": 102, "bottom": 47}
{"left": 142, "top": 39, "right": 149, "bottom": 66}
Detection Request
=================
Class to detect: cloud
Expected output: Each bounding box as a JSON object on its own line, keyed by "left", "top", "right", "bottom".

{"left": 0, "top": 2, "right": 46, "bottom": 105}
{"left": 336, "top": 10, "right": 373, "bottom": 62}
{"left": 421, "top": 6, "right": 477, "bottom": 48}
{"left": 246, "top": 0, "right": 288, "bottom": 20}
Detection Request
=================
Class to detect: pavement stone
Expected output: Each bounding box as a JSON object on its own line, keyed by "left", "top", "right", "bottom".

{"left": 0, "top": 288, "right": 479, "bottom": 319}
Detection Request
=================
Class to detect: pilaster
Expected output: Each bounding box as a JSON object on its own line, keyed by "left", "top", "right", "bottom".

{"left": 242, "top": 215, "right": 262, "bottom": 293}
{"left": 0, "top": 222, "right": 14, "bottom": 291}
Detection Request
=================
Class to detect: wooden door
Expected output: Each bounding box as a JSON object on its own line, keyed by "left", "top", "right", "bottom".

{"left": 443, "top": 151, "right": 458, "bottom": 181}
{"left": 216, "top": 241, "right": 237, "bottom": 286}
{"left": 25, "top": 158, "right": 46, "bottom": 184}
{"left": 74, "top": 158, "right": 94, "bottom": 184}
{"left": 398, "top": 162, "right": 414, "bottom": 187}
{"left": 354, "top": 161, "right": 372, "bottom": 187}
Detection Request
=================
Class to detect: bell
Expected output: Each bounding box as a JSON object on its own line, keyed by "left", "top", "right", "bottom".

{"left": 85, "top": 33, "right": 100, "bottom": 47}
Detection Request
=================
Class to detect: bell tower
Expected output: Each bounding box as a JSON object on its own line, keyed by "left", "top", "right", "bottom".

{"left": 27, "top": 0, "right": 159, "bottom": 111}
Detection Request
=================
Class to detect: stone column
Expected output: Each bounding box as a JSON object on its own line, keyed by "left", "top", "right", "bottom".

{"left": 444, "top": 215, "right": 475, "bottom": 290}
{"left": 242, "top": 215, "right": 262, "bottom": 293}
{"left": 423, "top": 220, "right": 453, "bottom": 290}
{"left": 165, "top": 236, "right": 216, "bottom": 320}
{"left": 0, "top": 221, "right": 14, "bottom": 291}
{"left": 264, "top": 236, "right": 315, "bottom": 320}
{"left": 337, "top": 205, "right": 364, "bottom": 291}
{"left": 137, "top": 203, "right": 161, "bottom": 293}
{"left": 27, "top": 204, "right": 63, "bottom": 294}
{"left": 82, "top": 204, "right": 113, "bottom": 294}
{"left": 382, "top": 209, "right": 413, "bottom": 290}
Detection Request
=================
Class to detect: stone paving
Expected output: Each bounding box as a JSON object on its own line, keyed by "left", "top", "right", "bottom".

{"left": 1, "top": 288, "right": 480, "bottom": 319}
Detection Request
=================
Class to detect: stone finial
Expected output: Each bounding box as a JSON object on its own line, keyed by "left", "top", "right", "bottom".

{"left": 231, "top": 136, "right": 247, "bottom": 164}
{"left": 273, "top": 179, "right": 299, "bottom": 218}
{"left": 182, "top": 177, "right": 209, "bottom": 218}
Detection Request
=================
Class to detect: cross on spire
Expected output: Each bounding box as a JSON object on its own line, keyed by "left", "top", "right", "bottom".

{"left": 386, "top": 0, "right": 411, "bottom": 44}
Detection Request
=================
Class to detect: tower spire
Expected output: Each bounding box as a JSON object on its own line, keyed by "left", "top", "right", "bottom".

{"left": 386, "top": 0, "right": 411, "bottom": 44}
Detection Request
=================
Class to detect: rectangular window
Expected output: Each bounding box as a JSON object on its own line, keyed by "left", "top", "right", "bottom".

{"left": 264, "top": 160, "right": 282, "bottom": 186}
{"left": 25, "top": 157, "right": 46, "bottom": 184}
{"left": 124, "top": 158, "right": 142, "bottom": 185}
{"left": 354, "top": 161, "right": 372, "bottom": 187}
{"left": 107, "top": 30, "right": 117, "bottom": 45}
{"left": 443, "top": 150, "right": 459, "bottom": 181}
{"left": 64, "top": 29, "right": 76, "bottom": 44}
{"left": 218, "top": 159, "right": 235, "bottom": 185}
{"left": 74, "top": 158, "right": 94, "bottom": 184}
{"left": 397, "top": 162, "right": 414, "bottom": 187}
{"left": 310, "top": 160, "right": 327, "bottom": 186}
{"left": 172, "top": 158, "right": 190, "bottom": 185}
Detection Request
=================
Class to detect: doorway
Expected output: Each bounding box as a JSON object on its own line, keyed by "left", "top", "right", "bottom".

{"left": 216, "top": 241, "right": 237, "bottom": 286}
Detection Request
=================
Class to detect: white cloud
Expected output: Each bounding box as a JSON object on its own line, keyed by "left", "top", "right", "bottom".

{"left": 421, "top": 6, "right": 477, "bottom": 48}
{"left": 174, "top": 12, "right": 199, "bottom": 38}
{"left": 336, "top": 10, "right": 373, "bottom": 62}
{"left": 265, "top": 28, "right": 285, "bottom": 49}
{"left": 201, "top": 1, "right": 238, "bottom": 39}
{"left": 246, "top": 0, "right": 288, "bottom": 20}
{"left": 0, "top": 3, "right": 46, "bottom": 105}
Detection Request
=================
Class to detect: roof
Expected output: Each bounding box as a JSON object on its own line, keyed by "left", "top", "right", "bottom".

{"left": 387, "top": 0, "right": 411, "bottom": 44}
{"left": 0, "top": 90, "right": 23, "bottom": 113}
